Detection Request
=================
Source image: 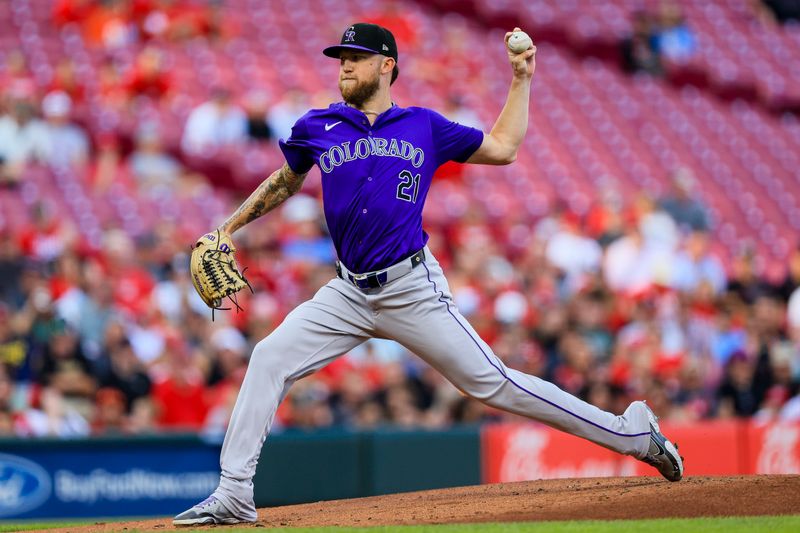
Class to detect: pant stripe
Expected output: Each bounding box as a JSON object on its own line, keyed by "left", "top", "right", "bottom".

{"left": 422, "top": 262, "right": 649, "bottom": 438}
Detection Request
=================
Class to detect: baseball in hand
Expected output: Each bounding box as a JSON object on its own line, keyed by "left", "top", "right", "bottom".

{"left": 507, "top": 31, "right": 532, "bottom": 54}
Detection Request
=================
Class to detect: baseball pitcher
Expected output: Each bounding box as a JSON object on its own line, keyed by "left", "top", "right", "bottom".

{"left": 176, "top": 23, "right": 683, "bottom": 526}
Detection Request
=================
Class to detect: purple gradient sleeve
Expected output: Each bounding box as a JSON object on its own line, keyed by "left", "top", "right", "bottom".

{"left": 278, "top": 116, "right": 315, "bottom": 174}
{"left": 427, "top": 110, "right": 484, "bottom": 166}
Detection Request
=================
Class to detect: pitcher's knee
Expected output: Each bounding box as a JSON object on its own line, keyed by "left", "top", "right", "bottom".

{"left": 453, "top": 375, "right": 508, "bottom": 405}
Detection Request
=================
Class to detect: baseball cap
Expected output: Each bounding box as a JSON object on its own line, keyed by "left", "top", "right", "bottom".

{"left": 323, "top": 23, "right": 398, "bottom": 63}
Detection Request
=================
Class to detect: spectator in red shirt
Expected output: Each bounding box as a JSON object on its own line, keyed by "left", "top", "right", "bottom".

{"left": 0, "top": 50, "right": 37, "bottom": 101}
{"left": 18, "top": 202, "right": 79, "bottom": 264}
{"left": 52, "top": 0, "right": 93, "bottom": 28}
{"left": 91, "top": 386, "right": 128, "bottom": 434}
{"left": 98, "top": 230, "right": 155, "bottom": 317}
{"left": 96, "top": 59, "right": 131, "bottom": 112}
{"left": 48, "top": 59, "right": 87, "bottom": 106}
{"left": 364, "top": 1, "right": 418, "bottom": 49}
{"left": 150, "top": 336, "right": 209, "bottom": 430}
{"left": 123, "top": 46, "right": 173, "bottom": 101}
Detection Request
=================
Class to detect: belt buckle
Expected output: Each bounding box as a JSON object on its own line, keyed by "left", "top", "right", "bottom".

{"left": 351, "top": 271, "right": 385, "bottom": 289}
{"left": 350, "top": 272, "right": 372, "bottom": 289}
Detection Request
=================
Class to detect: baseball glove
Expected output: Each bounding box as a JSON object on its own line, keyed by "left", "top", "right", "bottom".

{"left": 190, "top": 229, "right": 252, "bottom": 317}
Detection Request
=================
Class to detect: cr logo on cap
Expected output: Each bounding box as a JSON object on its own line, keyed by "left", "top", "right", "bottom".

{"left": 344, "top": 28, "right": 356, "bottom": 42}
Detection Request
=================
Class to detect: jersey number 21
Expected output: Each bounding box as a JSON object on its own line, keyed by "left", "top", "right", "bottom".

{"left": 396, "top": 170, "right": 421, "bottom": 203}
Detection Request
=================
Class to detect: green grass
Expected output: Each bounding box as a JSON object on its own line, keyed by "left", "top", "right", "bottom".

{"left": 0, "top": 523, "right": 86, "bottom": 532}
{"left": 2, "top": 516, "right": 798, "bottom": 532}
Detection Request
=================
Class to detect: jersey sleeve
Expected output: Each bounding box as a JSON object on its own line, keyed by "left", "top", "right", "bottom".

{"left": 278, "top": 115, "right": 315, "bottom": 174}
{"left": 427, "top": 109, "right": 484, "bottom": 167}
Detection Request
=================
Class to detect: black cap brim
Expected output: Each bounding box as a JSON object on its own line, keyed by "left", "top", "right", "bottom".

{"left": 323, "top": 44, "right": 383, "bottom": 58}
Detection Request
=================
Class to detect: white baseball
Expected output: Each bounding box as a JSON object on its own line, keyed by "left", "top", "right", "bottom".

{"left": 507, "top": 31, "right": 532, "bottom": 54}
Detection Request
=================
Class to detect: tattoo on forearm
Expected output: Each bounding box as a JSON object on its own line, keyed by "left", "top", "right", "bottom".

{"left": 222, "top": 164, "right": 307, "bottom": 233}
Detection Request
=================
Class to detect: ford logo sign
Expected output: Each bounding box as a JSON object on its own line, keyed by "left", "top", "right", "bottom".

{"left": 0, "top": 454, "right": 52, "bottom": 517}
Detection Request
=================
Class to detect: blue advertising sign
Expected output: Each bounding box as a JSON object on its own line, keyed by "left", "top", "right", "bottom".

{"left": 0, "top": 453, "right": 52, "bottom": 517}
{"left": 0, "top": 438, "right": 221, "bottom": 520}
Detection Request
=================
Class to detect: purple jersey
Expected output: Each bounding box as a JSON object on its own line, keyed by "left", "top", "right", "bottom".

{"left": 279, "top": 102, "right": 483, "bottom": 273}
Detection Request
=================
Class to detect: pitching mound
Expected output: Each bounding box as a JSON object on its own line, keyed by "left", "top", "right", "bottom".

{"left": 54, "top": 475, "right": 799, "bottom": 531}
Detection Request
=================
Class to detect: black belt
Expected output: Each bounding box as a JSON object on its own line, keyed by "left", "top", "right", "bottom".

{"left": 336, "top": 248, "right": 426, "bottom": 290}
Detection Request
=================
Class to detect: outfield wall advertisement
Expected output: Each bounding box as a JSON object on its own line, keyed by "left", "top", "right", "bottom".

{"left": 481, "top": 420, "right": 800, "bottom": 482}
{"left": 0, "top": 436, "right": 220, "bottom": 520}
{"left": 0, "top": 428, "right": 481, "bottom": 520}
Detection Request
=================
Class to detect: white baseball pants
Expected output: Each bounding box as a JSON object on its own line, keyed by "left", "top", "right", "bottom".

{"left": 214, "top": 248, "right": 651, "bottom": 519}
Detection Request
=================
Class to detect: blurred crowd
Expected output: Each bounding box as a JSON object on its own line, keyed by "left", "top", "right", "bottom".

{"left": 1, "top": 0, "right": 337, "bottom": 196}
{"left": 2, "top": 164, "right": 800, "bottom": 438}
{"left": 0, "top": 44, "right": 304, "bottom": 192}
{"left": 51, "top": 0, "right": 233, "bottom": 47}
{"left": 1, "top": 1, "right": 800, "bottom": 439}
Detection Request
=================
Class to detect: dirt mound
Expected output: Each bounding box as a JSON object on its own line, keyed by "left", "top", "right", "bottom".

{"left": 52, "top": 475, "right": 799, "bottom": 531}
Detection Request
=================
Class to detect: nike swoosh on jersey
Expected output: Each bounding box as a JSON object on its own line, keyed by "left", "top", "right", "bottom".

{"left": 325, "top": 121, "right": 343, "bottom": 131}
